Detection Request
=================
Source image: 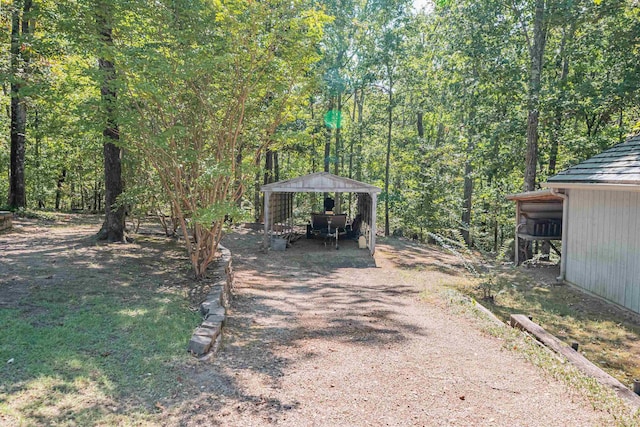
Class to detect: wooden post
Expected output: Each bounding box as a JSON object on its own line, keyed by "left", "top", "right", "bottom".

{"left": 515, "top": 200, "right": 521, "bottom": 265}
{"left": 370, "top": 192, "right": 377, "bottom": 255}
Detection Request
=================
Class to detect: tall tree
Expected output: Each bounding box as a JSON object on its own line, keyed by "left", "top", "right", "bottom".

{"left": 368, "top": 0, "right": 410, "bottom": 236}
{"left": 516, "top": 0, "right": 549, "bottom": 191}
{"left": 95, "top": 0, "right": 125, "bottom": 242}
{"left": 7, "top": 0, "right": 32, "bottom": 209}
{"left": 120, "top": 0, "right": 326, "bottom": 277}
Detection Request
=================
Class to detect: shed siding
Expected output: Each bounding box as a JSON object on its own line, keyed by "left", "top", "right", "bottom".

{"left": 566, "top": 189, "right": 640, "bottom": 312}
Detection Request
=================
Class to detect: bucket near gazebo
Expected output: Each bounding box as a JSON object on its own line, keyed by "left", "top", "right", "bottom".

{"left": 271, "top": 237, "right": 287, "bottom": 251}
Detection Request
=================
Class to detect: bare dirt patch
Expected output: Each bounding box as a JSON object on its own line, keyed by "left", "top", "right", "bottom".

{"left": 162, "top": 231, "right": 617, "bottom": 426}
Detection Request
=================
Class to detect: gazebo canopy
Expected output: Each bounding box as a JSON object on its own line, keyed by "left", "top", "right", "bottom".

{"left": 261, "top": 171, "right": 381, "bottom": 194}
{"left": 260, "top": 172, "right": 381, "bottom": 255}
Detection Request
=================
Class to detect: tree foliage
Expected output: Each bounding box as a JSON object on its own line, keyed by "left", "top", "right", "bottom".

{"left": 1, "top": 0, "right": 639, "bottom": 274}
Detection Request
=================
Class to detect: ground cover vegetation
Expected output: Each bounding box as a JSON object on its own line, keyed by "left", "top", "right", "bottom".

{"left": 3, "top": 1, "right": 640, "bottom": 424}
{"left": 434, "top": 251, "right": 640, "bottom": 397}
{"left": 434, "top": 284, "right": 640, "bottom": 427}
{"left": 411, "top": 228, "right": 640, "bottom": 392}
{"left": 1, "top": 218, "right": 638, "bottom": 425}
{"left": 2, "top": 0, "right": 639, "bottom": 274}
{"left": 0, "top": 216, "right": 203, "bottom": 425}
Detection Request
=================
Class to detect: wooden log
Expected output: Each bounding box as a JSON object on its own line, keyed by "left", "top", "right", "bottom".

{"left": 472, "top": 299, "right": 506, "bottom": 327}
{"left": 509, "top": 314, "right": 640, "bottom": 408}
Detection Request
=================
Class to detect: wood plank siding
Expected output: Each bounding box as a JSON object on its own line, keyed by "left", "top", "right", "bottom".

{"left": 566, "top": 189, "right": 640, "bottom": 312}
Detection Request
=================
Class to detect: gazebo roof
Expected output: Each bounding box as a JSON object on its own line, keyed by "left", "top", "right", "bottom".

{"left": 261, "top": 172, "right": 381, "bottom": 194}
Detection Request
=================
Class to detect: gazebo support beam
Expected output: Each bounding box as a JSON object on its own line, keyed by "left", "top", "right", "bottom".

{"left": 370, "top": 193, "right": 377, "bottom": 255}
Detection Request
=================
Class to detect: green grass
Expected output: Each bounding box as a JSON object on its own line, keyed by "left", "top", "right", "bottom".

{"left": 463, "top": 269, "right": 640, "bottom": 387}
{"left": 433, "top": 287, "right": 640, "bottom": 426}
{"left": 0, "top": 285, "right": 200, "bottom": 425}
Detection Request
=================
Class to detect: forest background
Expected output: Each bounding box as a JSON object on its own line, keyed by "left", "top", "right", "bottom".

{"left": 2, "top": 0, "right": 639, "bottom": 276}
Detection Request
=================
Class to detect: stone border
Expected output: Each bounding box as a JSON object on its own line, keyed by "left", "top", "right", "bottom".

{"left": 0, "top": 211, "right": 13, "bottom": 233}
{"left": 187, "top": 245, "right": 234, "bottom": 359}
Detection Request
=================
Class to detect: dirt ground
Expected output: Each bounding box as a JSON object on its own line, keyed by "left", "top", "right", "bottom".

{"left": 0, "top": 217, "right": 624, "bottom": 425}
{"left": 0, "top": 215, "right": 195, "bottom": 309}
{"left": 167, "top": 228, "right": 614, "bottom": 426}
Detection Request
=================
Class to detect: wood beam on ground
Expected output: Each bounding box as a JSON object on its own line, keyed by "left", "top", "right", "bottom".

{"left": 509, "top": 314, "right": 640, "bottom": 408}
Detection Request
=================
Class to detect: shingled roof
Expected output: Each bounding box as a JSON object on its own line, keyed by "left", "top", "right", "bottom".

{"left": 547, "top": 134, "right": 640, "bottom": 185}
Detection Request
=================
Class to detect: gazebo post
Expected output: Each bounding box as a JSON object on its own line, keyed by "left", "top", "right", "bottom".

{"left": 515, "top": 200, "right": 520, "bottom": 265}
{"left": 263, "top": 191, "right": 271, "bottom": 250}
{"left": 370, "top": 192, "right": 377, "bottom": 255}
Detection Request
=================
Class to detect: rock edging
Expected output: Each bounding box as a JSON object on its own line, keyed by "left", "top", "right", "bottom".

{"left": 187, "top": 245, "right": 234, "bottom": 358}
{"left": 0, "top": 211, "right": 13, "bottom": 233}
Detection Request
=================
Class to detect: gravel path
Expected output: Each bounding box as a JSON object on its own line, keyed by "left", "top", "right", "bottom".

{"left": 174, "top": 229, "right": 609, "bottom": 426}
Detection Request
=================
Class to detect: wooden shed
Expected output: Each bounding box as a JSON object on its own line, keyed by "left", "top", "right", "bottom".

{"left": 544, "top": 134, "right": 640, "bottom": 314}
{"left": 260, "top": 172, "right": 381, "bottom": 255}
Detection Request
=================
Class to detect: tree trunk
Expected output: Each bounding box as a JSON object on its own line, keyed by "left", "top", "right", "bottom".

{"left": 461, "top": 159, "right": 473, "bottom": 246}
{"left": 93, "top": 180, "right": 99, "bottom": 212}
{"left": 274, "top": 151, "right": 279, "bottom": 182}
{"left": 355, "top": 90, "right": 364, "bottom": 181}
{"left": 96, "top": 4, "right": 125, "bottom": 242}
{"left": 549, "top": 25, "right": 571, "bottom": 176}
{"left": 524, "top": 110, "right": 539, "bottom": 192}
{"left": 334, "top": 92, "right": 342, "bottom": 176}
{"left": 384, "top": 74, "right": 393, "bottom": 237}
{"left": 254, "top": 155, "right": 261, "bottom": 221}
{"left": 101, "top": 136, "right": 125, "bottom": 241}
{"left": 435, "top": 122, "right": 444, "bottom": 148}
{"left": 348, "top": 90, "right": 357, "bottom": 216}
{"left": 417, "top": 111, "right": 424, "bottom": 139}
{"left": 324, "top": 97, "right": 334, "bottom": 174}
{"left": 34, "top": 109, "right": 45, "bottom": 209}
{"left": 55, "top": 169, "right": 66, "bottom": 210}
{"left": 264, "top": 149, "right": 274, "bottom": 184}
{"left": 523, "top": 0, "right": 548, "bottom": 192}
{"left": 324, "top": 129, "right": 331, "bottom": 173}
{"left": 8, "top": 0, "right": 32, "bottom": 209}
{"left": 461, "top": 86, "right": 477, "bottom": 247}
{"left": 334, "top": 92, "right": 342, "bottom": 210}
{"left": 234, "top": 151, "right": 243, "bottom": 207}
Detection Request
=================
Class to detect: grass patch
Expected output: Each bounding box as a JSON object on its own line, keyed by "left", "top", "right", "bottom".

{"left": 0, "top": 218, "right": 202, "bottom": 426}
{"left": 407, "top": 235, "right": 640, "bottom": 389}
{"left": 391, "top": 236, "right": 640, "bottom": 424}
{"left": 0, "top": 290, "right": 199, "bottom": 425}
{"left": 432, "top": 287, "right": 640, "bottom": 426}
{"left": 453, "top": 266, "right": 640, "bottom": 388}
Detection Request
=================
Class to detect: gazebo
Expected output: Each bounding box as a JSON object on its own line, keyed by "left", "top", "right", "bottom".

{"left": 260, "top": 172, "right": 381, "bottom": 255}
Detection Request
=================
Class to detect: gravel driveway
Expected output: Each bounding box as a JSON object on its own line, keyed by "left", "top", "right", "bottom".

{"left": 175, "top": 229, "right": 609, "bottom": 426}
